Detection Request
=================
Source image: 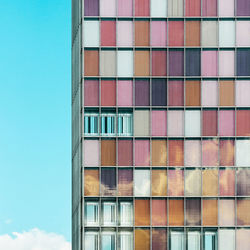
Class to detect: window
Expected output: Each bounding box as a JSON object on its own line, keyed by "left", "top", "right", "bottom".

{"left": 85, "top": 202, "right": 99, "bottom": 226}
{"left": 117, "top": 113, "right": 133, "bottom": 136}
{"left": 134, "top": 170, "right": 150, "bottom": 196}
{"left": 101, "top": 113, "right": 116, "bottom": 136}
{"left": 84, "top": 113, "right": 99, "bottom": 135}
{"left": 203, "top": 231, "right": 217, "bottom": 250}
{"left": 170, "top": 231, "right": 185, "bottom": 250}
{"left": 102, "top": 202, "right": 116, "bottom": 226}
{"left": 188, "top": 231, "right": 201, "bottom": 250}
{"left": 101, "top": 232, "right": 116, "bottom": 250}
{"left": 85, "top": 232, "right": 99, "bottom": 250}
{"left": 119, "top": 232, "right": 133, "bottom": 250}
{"left": 119, "top": 202, "right": 133, "bottom": 226}
{"left": 219, "top": 230, "right": 235, "bottom": 250}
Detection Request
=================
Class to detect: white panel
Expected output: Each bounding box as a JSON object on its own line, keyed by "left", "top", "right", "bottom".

{"left": 83, "top": 21, "right": 99, "bottom": 47}
{"left": 151, "top": 0, "right": 167, "bottom": 17}
{"left": 117, "top": 51, "right": 133, "bottom": 77}
{"left": 188, "top": 232, "right": 201, "bottom": 250}
{"left": 134, "top": 110, "right": 150, "bottom": 136}
{"left": 219, "top": 21, "right": 235, "bottom": 47}
{"left": 171, "top": 232, "right": 185, "bottom": 250}
{"left": 236, "top": 140, "right": 250, "bottom": 166}
{"left": 202, "top": 21, "right": 218, "bottom": 47}
{"left": 219, "top": 230, "right": 235, "bottom": 250}
{"left": 134, "top": 170, "right": 150, "bottom": 196}
{"left": 185, "top": 110, "right": 201, "bottom": 137}
{"left": 168, "top": 0, "right": 183, "bottom": 17}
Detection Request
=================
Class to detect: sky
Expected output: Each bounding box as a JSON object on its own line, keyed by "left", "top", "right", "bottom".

{"left": 0, "top": 0, "right": 71, "bottom": 248}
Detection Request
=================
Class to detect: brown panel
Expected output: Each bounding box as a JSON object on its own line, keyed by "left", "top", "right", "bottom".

{"left": 152, "top": 170, "right": 167, "bottom": 196}
{"left": 118, "top": 140, "right": 133, "bottom": 166}
{"left": 168, "top": 140, "right": 184, "bottom": 166}
{"left": 135, "top": 21, "right": 150, "bottom": 46}
{"left": 186, "top": 21, "right": 200, "bottom": 46}
{"left": 237, "top": 199, "right": 250, "bottom": 226}
{"left": 219, "top": 81, "right": 234, "bottom": 106}
{"left": 203, "top": 199, "right": 218, "bottom": 226}
{"left": 135, "top": 229, "right": 150, "bottom": 250}
{"left": 134, "top": 50, "right": 150, "bottom": 76}
{"left": 101, "top": 140, "right": 116, "bottom": 166}
{"left": 84, "top": 169, "right": 99, "bottom": 196}
{"left": 84, "top": 50, "right": 99, "bottom": 76}
{"left": 185, "top": 81, "right": 201, "bottom": 106}
{"left": 202, "top": 169, "right": 218, "bottom": 196}
{"left": 135, "top": 199, "right": 150, "bottom": 226}
{"left": 152, "top": 140, "right": 167, "bottom": 166}
{"left": 169, "top": 199, "right": 184, "bottom": 226}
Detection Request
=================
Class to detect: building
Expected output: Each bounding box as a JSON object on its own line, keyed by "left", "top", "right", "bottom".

{"left": 72, "top": 0, "right": 250, "bottom": 249}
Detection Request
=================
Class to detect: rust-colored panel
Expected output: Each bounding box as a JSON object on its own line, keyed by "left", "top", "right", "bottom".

{"left": 118, "top": 140, "right": 133, "bottom": 166}
{"left": 203, "top": 199, "right": 218, "bottom": 226}
{"left": 152, "top": 170, "right": 167, "bottom": 196}
{"left": 135, "top": 199, "right": 150, "bottom": 226}
{"left": 169, "top": 199, "right": 184, "bottom": 226}
{"left": 135, "top": 21, "right": 150, "bottom": 46}
{"left": 237, "top": 199, "right": 250, "bottom": 226}
{"left": 101, "top": 80, "right": 116, "bottom": 106}
{"left": 135, "top": 229, "right": 150, "bottom": 250}
{"left": 202, "top": 169, "right": 218, "bottom": 196}
{"left": 220, "top": 140, "right": 235, "bottom": 166}
{"left": 219, "top": 81, "right": 234, "bottom": 106}
{"left": 168, "top": 140, "right": 184, "bottom": 166}
{"left": 186, "top": 0, "right": 201, "bottom": 16}
{"left": 168, "top": 21, "right": 184, "bottom": 46}
{"left": 135, "top": 0, "right": 150, "bottom": 16}
{"left": 186, "top": 21, "right": 200, "bottom": 46}
{"left": 185, "top": 81, "right": 201, "bottom": 106}
{"left": 237, "top": 110, "right": 250, "bottom": 136}
{"left": 202, "top": 110, "right": 218, "bottom": 136}
{"left": 101, "top": 21, "right": 116, "bottom": 46}
{"left": 152, "top": 50, "right": 167, "bottom": 76}
{"left": 84, "top": 50, "right": 99, "bottom": 76}
{"left": 134, "top": 50, "right": 150, "bottom": 76}
{"left": 152, "top": 140, "right": 167, "bottom": 166}
{"left": 101, "top": 140, "right": 116, "bottom": 166}
{"left": 168, "top": 170, "right": 184, "bottom": 196}
{"left": 84, "top": 169, "right": 99, "bottom": 196}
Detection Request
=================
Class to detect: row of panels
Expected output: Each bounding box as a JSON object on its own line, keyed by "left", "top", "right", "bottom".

{"left": 84, "top": 139, "right": 250, "bottom": 167}
{"left": 84, "top": 80, "right": 250, "bottom": 107}
{"left": 84, "top": 168, "right": 250, "bottom": 197}
{"left": 84, "top": 0, "right": 250, "bottom": 17}
{"left": 83, "top": 20, "right": 250, "bottom": 48}
{"left": 84, "top": 49, "right": 250, "bottom": 77}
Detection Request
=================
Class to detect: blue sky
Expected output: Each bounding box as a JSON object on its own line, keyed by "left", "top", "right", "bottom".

{"left": 0, "top": 0, "right": 71, "bottom": 243}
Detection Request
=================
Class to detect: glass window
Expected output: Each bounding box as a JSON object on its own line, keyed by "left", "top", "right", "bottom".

{"left": 101, "top": 168, "right": 116, "bottom": 195}
{"left": 102, "top": 202, "right": 116, "bottom": 226}
{"left": 219, "top": 21, "right": 235, "bottom": 47}
{"left": 168, "top": 110, "right": 184, "bottom": 136}
{"left": 236, "top": 81, "right": 250, "bottom": 106}
{"left": 236, "top": 140, "right": 250, "bottom": 166}
{"left": 84, "top": 0, "right": 99, "bottom": 16}
{"left": 186, "top": 49, "right": 201, "bottom": 76}
{"left": 168, "top": 21, "right": 184, "bottom": 46}
{"left": 151, "top": 21, "right": 167, "bottom": 47}
{"left": 152, "top": 79, "right": 167, "bottom": 106}
{"left": 117, "top": 113, "right": 133, "bottom": 136}
{"left": 168, "top": 0, "right": 184, "bottom": 17}
{"left": 135, "top": 199, "right": 150, "bottom": 226}
{"left": 134, "top": 0, "right": 150, "bottom": 16}
{"left": 117, "top": 80, "right": 133, "bottom": 107}
{"left": 151, "top": 110, "right": 167, "bottom": 136}
{"left": 84, "top": 169, "right": 100, "bottom": 196}
{"left": 201, "top": 51, "right": 218, "bottom": 77}
{"left": 188, "top": 231, "right": 201, "bottom": 250}
{"left": 84, "top": 21, "right": 99, "bottom": 47}
{"left": 219, "top": 0, "right": 234, "bottom": 16}
{"left": 185, "top": 80, "right": 201, "bottom": 106}
{"left": 118, "top": 0, "right": 133, "bottom": 16}
{"left": 202, "top": 81, "right": 218, "bottom": 107}
{"left": 220, "top": 139, "right": 235, "bottom": 166}
{"left": 170, "top": 231, "right": 185, "bottom": 250}
{"left": 202, "top": 169, "right": 218, "bottom": 196}
{"left": 237, "top": 199, "right": 250, "bottom": 225}
{"left": 168, "top": 140, "right": 184, "bottom": 166}
{"left": 84, "top": 140, "right": 100, "bottom": 166}
{"left": 152, "top": 169, "right": 167, "bottom": 196}
{"left": 84, "top": 49, "right": 99, "bottom": 76}
{"left": 203, "top": 231, "right": 218, "bottom": 250}
{"left": 100, "top": 0, "right": 116, "bottom": 16}
{"left": 134, "top": 110, "right": 150, "bottom": 136}
{"left": 85, "top": 232, "right": 99, "bottom": 250}
{"left": 118, "top": 168, "right": 133, "bottom": 196}
{"left": 236, "top": 229, "right": 250, "bottom": 250}
{"left": 118, "top": 140, "right": 133, "bottom": 166}
{"left": 237, "top": 49, "right": 250, "bottom": 76}
{"left": 101, "top": 80, "right": 116, "bottom": 106}
{"left": 219, "top": 199, "right": 235, "bottom": 226}
{"left": 237, "top": 21, "right": 250, "bottom": 46}
{"left": 151, "top": 0, "right": 167, "bottom": 17}
{"left": 185, "top": 140, "right": 201, "bottom": 166}
{"left": 186, "top": 0, "right": 201, "bottom": 16}
{"left": 134, "top": 139, "right": 150, "bottom": 166}
{"left": 185, "top": 169, "right": 201, "bottom": 196}
{"left": 101, "top": 21, "right": 116, "bottom": 46}
{"left": 84, "top": 113, "right": 99, "bottom": 135}
{"left": 101, "top": 232, "right": 116, "bottom": 250}
{"left": 85, "top": 202, "right": 99, "bottom": 226}
{"left": 152, "top": 50, "right": 167, "bottom": 76}
{"left": 185, "top": 110, "right": 201, "bottom": 137}
{"left": 100, "top": 50, "right": 116, "bottom": 77}
{"left": 237, "top": 0, "right": 250, "bottom": 16}
{"left": 117, "top": 51, "right": 133, "bottom": 77}
{"left": 100, "top": 113, "right": 116, "bottom": 136}
{"left": 219, "top": 50, "right": 235, "bottom": 77}
{"left": 119, "top": 202, "right": 133, "bottom": 226}
{"left": 169, "top": 50, "right": 184, "bottom": 76}
{"left": 202, "top": 21, "right": 218, "bottom": 46}
{"left": 202, "top": 0, "right": 217, "bottom": 16}
{"left": 117, "top": 21, "right": 133, "bottom": 47}
{"left": 119, "top": 232, "right": 133, "bottom": 250}
{"left": 186, "top": 199, "right": 201, "bottom": 226}
{"left": 134, "top": 170, "right": 150, "bottom": 196}
{"left": 135, "top": 229, "right": 150, "bottom": 250}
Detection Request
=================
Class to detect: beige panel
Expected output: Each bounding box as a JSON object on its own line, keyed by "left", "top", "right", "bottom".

{"left": 100, "top": 50, "right": 116, "bottom": 76}
{"left": 202, "top": 21, "right": 218, "bottom": 46}
{"left": 134, "top": 110, "right": 150, "bottom": 136}
{"left": 168, "top": 0, "right": 183, "bottom": 17}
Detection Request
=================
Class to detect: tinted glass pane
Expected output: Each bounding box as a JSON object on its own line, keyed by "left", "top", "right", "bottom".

{"left": 237, "top": 49, "right": 250, "bottom": 76}
{"left": 118, "top": 169, "right": 133, "bottom": 196}
{"left": 101, "top": 168, "right": 116, "bottom": 196}
{"left": 186, "top": 49, "right": 201, "bottom": 76}
{"left": 152, "top": 79, "right": 167, "bottom": 106}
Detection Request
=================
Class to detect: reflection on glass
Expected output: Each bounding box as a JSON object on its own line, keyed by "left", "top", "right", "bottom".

{"left": 102, "top": 202, "right": 116, "bottom": 226}
{"left": 202, "top": 169, "right": 218, "bottom": 196}
{"left": 170, "top": 231, "right": 184, "bottom": 250}
{"left": 101, "top": 168, "right": 116, "bottom": 196}
{"left": 152, "top": 229, "right": 167, "bottom": 250}
{"left": 202, "top": 199, "right": 218, "bottom": 226}
{"left": 152, "top": 199, "right": 167, "bottom": 226}
{"left": 118, "top": 169, "right": 133, "bottom": 196}
{"left": 135, "top": 229, "right": 150, "bottom": 250}
{"left": 237, "top": 169, "right": 250, "bottom": 196}
{"left": 186, "top": 199, "right": 201, "bottom": 226}
{"left": 202, "top": 140, "right": 219, "bottom": 166}
{"left": 203, "top": 231, "right": 217, "bottom": 250}
{"left": 120, "top": 202, "right": 133, "bottom": 226}
{"left": 188, "top": 231, "right": 200, "bottom": 250}
{"left": 185, "top": 169, "right": 201, "bottom": 196}
{"left": 219, "top": 169, "right": 235, "bottom": 196}
{"left": 84, "top": 169, "right": 99, "bottom": 196}
{"left": 168, "top": 169, "right": 184, "bottom": 196}
{"left": 85, "top": 232, "right": 98, "bottom": 250}
{"left": 85, "top": 202, "right": 99, "bottom": 226}
{"left": 101, "top": 232, "right": 116, "bottom": 250}
{"left": 134, "top": 169, "right": 150, "bottom": 196}
{"left": 119, "top": 232, "right": 133, "bottom": 250}
{"left": 152, "top": 169, "right": 167, "bottom": 196}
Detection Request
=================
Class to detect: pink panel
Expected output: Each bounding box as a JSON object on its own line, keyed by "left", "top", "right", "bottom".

{"left": 84, "top": 80, "right": 99, "bottom": 106}
{"left": 117, "top": 80, "right": 133, "bottom": 106}
{"left": 135, "top": 140, "right": 150, "bottom": 166}
{"left": 152, "top": 199, "right": 168, "bottom": 226}
{"left": 84, "top": 140, "right": 99, "bottom": 166}
{"left": 237, "top": 229, "right": 250, "bottom": 250}
{"left": 152, "top": 110, "right": 167, "bottom": 136}
{"left": 201, "top": 51, "right": 218, "bottom": 76}
{"left": 202, "top": 0, "right": 217, "bottom": 16}
{"left": 219, "top": 110, "right": 235, "bottom": 136}
{"left": 219, "top": 51, "right": 235, "bottom": 77}
{"left": 236, "top": 81, "right": 250, "bottom": 106}
{"left": 202, "top": 140, "right": 219, "bottom": 166}
{"left": 168, "top": 21, "right": 184, "bottom": 46}
{"left": 185, "top": 140, "right": 201, "bottom": 166}
{"left": 117, "top": 21, "right": 133, "bottom": 47}
{"left": 236, "top": 21, "right": 250, "bottom": 46}
{"left": 219, "top": 169, "right": 235, "bottom": 196}
{"left": 167, "top": 110, "right": 184, "bottom": 136}
{"left": 219, "top": 200, "right": 235, "bottom": 226}
{"left": 202, "top": 81, "right": 218, "bottom": 106}
{"left": 168, "top": 169, "right": 184, "bottom": 196}
{"left": 151, "top": 21, "right": 167, "bottom": 47}
{"left": 100, "top": 0, "right": 116, "bottom": 16}
{"left": 219, "top": 0, "right": 234, "bottom": 16}
{"left": 118, "top": 0, "right": 133, "bottom": 16}
{"left": 101, "top": 21, "right": 116, "bottom": 46}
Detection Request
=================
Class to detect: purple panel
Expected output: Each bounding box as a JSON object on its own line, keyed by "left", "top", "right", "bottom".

{"left": 237, "top": 0, "right": 250, "bottom": 16}
{"left": 101, "top": 168, "right": 116, "bottom": 196}
{"left": 152, "top": 79, "right": 167, "bottom": 106}
{"left": 84, "top": 0, "right": 99, "bottom": 16}
{"left": 237, "top": 169, "right": 250, "bottom": 196}
{"left": 186, "top": 49, "right": 201, "bottom": 76}
{"left": 169, "top": 50, "right": 184, "bottom": 76}
{"left": 237, "top": 49, "right": 250, "bottom": 76}
{"left": 186, "top": 199, "right": 201, "bottom": 226}
{"left": 135, "top": 80, "right": 150, "bottom": 106}
{"left": 118, "top": 169, "right": 133, "bottom": 196}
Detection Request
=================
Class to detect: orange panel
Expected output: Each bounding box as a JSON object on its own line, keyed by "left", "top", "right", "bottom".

{"left": 152, "top": 170, "right": 167, "bottom": 196}
{"left": 84, "top": 50, "right": 99, "bottom": 76}
{"left": 135, "top": 229, "right": 150, "bottom": 250}
{"left": 152, "top": 199, "right": 167, "bottom": 226}
{"left": 203, "top": 199, "right": 218, "bottom": 226}
{"left": 186, "top": 21, "right": 200, "bottom": 46}
{"left": 237, "top": 199, "right": 250, "bottom": 226}
{"left": 152, "top": 140, "right": 167, "bottom": 166}
{"left": 135, "top": 21, "right": 150, "bottom": 46}
{"left": 84, "top": 169, "right": 99, "bottom": 196}
{"left": 169, "top": 199, "right": 184, "bottom": 226}
{"left": 168, "top": 140, "right": 184, "bottom": 166}
{"left": 135, "top": 199, "right": 150, "bottom": 226}
{"left": 101, "top": 140, "right": 116, "bottom": 166}
{"left": 185, "top": 81, "right": 201, "bottom": 106}
{"left": 219, "top": 81, "right": 234, "bottom": 106}
{"left": 202, "top": 169, "right": 218, "bottom": 196}
{"left": 134, "top": 50, "right": 150, "bottom": 76}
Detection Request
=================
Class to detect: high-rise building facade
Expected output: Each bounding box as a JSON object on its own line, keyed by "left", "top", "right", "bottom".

{"left": 72, "top": 0, "right": 250, "bottom": 249}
